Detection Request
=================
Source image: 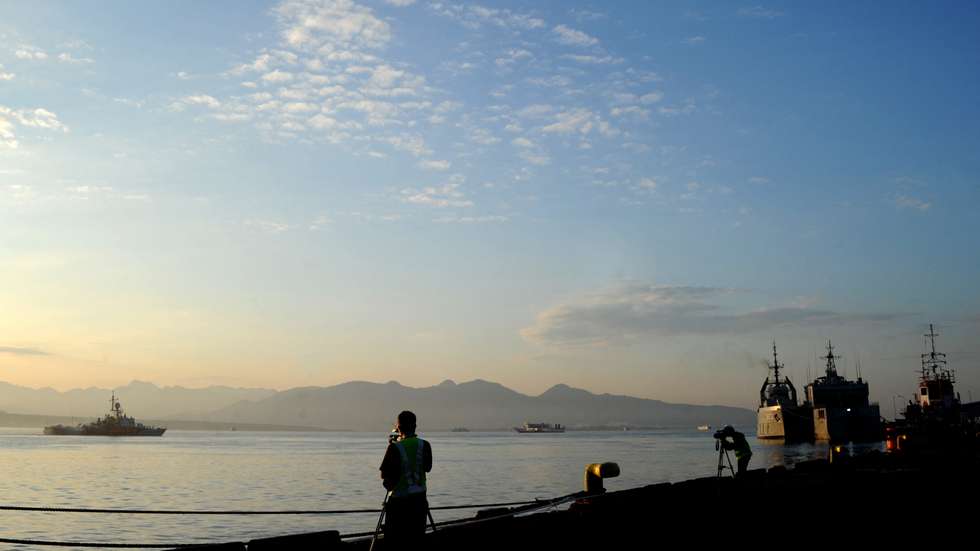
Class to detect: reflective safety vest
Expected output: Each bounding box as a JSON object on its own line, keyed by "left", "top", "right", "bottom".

{"left": 733, "top": 435, "right": 752, "bottom": 459}
{"left": 392, "top": 436, "right": 426, "bottom": 498}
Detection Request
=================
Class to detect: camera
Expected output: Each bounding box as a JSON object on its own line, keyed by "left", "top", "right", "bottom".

{"left": 713, "top": 430, "right": 726, "bottom": 440}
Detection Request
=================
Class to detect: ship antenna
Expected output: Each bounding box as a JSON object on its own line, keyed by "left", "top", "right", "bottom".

{"left": 771, "top": 340, "right": 781, "bottom": 384}
{"left": 921, "top": 323, "right": 949, "bottom": 381}
{"left": 823, "top": 340, "right": 840, "bottom": 378}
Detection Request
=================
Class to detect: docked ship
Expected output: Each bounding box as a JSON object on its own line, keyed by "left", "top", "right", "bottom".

{"left": 806, "top": 340, "right": 881, "bottom": 442}
{"left": 43, "top": 393, "right": 166, "bottom": 436}
{"left": 757, "top": 342, "right": 813, "bottom": 441}
{"left": 515, "top": 422, "right": 565, "bottom": 433}
{"left": 886, "top": 324, "right": 978, "bottom": 451}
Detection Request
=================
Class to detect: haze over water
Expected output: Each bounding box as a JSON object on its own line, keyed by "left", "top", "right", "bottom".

{"left": 0, "top": 428, "right": 868, "bottom": 548}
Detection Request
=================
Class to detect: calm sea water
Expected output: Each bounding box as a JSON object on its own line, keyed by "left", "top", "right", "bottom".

{"left": 0, "top": 428, "right": 878, "bottom": 548}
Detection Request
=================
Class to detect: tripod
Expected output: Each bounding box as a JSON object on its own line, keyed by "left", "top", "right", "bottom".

{"left": 369, "top": 492, "right": 438, "bottom": 551}
{"left": 369, "top": 491, "right": 391, "bottom": 551}
{"left": 716, "top": 440, "right": 735, "bottom": 479}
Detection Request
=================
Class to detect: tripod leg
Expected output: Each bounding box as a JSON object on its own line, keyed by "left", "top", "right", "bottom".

{"left": 427, "top": 507, "right": 438, "bottom": 532}
{"left": 369, "top": 493, "right": 390, "bottom": 551}
{"left": 725, "top": 450, "right": 735, "bottom": 478}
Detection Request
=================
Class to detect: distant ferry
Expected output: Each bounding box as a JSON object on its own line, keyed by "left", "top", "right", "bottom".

{"left": 697, "top": 425, "right": 711, "bottom": 432}
{"left": 514, "top": 422, "right": 565, "bottom": 433}
{"left": 44, "top": 393, "right": 166, "bottom": 437}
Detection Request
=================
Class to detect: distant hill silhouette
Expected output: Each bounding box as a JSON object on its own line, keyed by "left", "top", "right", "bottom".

{"left": 0, "top": 379, "right": 753, "bottom": 431}
{"left": 0, "top": 380, "right": 276, "bottom": 419}
{"left": 205, "top": 379, "right": 754, "bottom": 430}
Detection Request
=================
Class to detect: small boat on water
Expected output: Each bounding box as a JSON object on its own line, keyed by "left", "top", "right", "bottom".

{"left": 43, "top": 393, "right": 166, "bottom": 436}
{"left": 514, "top": 422, "right": 565, "bottom": 433}
{"left": 450, "top": 427, "right": 470, "bottom": 432}
{"left": 697, "top": 425, "right": 711, "bottom": 432}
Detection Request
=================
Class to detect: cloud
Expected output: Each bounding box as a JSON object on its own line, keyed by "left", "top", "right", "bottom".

{"left": 610, "top": 105, "right": 650, "bottom": 121}
{"left": 0, "top": 346, "right": 50, "bottom": 356}
{"left": 738, "top": 6, "right": 784, "bottom": 19}
{"left": 275, "top": 0, "right": 392, "bottom": 50}
{"left": 309, "top": 215, "right": 332, "bottom": 230}
{"left": 553, "top": 24, "right": 599, "bottom": 47}
{"left": 521, "top": 283, "right": 904, "bottom": 346}
{"left": 0, "top": 64, "right": 14, "bottom": 81}
{"left": 683, "top": 36, "right": 706, "bottom": 45}
{"left": 659, "top": 101, "right": 697, "bottom": 116}
{"left": 429, "top": 4, "right": 545, "bottom": 31}
{"left": 400, "top": 181, "right": 473, "bottom": 208}
{"left": 894, "top": 195, "right": 931, "bottom": 211}
{"left": 58, "top": 52, "right": 95, "bottom": 64}
{"left": 636, "top": 178, "right": 657, "bottom": 190}
{"left": 418, "top": 159, "right": 451, "bottom": 171}
{"left": 639, "top": 92, "right": 663, "bottom": 104}
{"left": 433, "top": 215, "right": 508, "bottom": 223}
{"left": 385, "top": 0, "right": 416, "bottom": 6}
{"left": 15, "top": 46, "right": 48, "bottom": 60}
{"left": 495, "top": 48, "right": 533, "bottom": 67}
{"left": 560, "top": 54, "right": 624, "bottom": 65}
{"left": 541, "top": 108, "right": 616, "bottom": 136}
{"left": 0, "top": 106, "right": 69, "bottom": 148}
{"left": 245, "top": 219, "right": 292, "bottom": 233}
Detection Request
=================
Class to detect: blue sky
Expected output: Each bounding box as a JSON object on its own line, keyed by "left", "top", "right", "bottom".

{"left": 1, "top": 1, "right": 978, "bottom": 408}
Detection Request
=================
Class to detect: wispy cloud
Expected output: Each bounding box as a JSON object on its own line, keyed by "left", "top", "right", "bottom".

{"left": 894, "top": 195, "right": 931, "bottom": 211}
{"left": 245, "top": 219, "right": 293, "bottom": 233}
{"left": 400, "top": 179, "right": 473, "bottom": 208}
{"left": 0, "top": 346, "right": 50, "bottom": 356}
{"left": 553, "top": 24, "right": 599, "bottom": 47}
{"left": 14, "top": 46, "right": 48, "bottom": 60}
{"left": 418, "top": 159, "right": 451, "bottom": 171}
{"left": 522, "top": 283, "right": 904, "bottom": 346}
{"left": 0, "top": 105, "right": 69, "bottom": 149}
{"left": 738, "top": 6, "right": 785, "bottom": 19}
{"left": 58, "top": 52, "right": 95, "bottom": 64}
{"left": 683, "top": 36, "right": 706, "bottom": 45}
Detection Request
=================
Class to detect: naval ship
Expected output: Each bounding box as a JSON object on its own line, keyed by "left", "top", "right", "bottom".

{"left": 806, "top": 340, "right": 881, "bottom": 442}
{"left": 43, "top": 393, "right": 166, "bottom": 436}
{"left": 886, "top": 324, "right": 979, "bottom": 451}
{"left": 757, "top": 342, "right": 813, "bottom": 441}
{"left": 515, "top": 422, "right": 565, "bottom": 433}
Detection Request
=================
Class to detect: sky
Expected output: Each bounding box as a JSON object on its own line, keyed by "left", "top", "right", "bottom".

{"left": 1, "top": 1, "right": 978, "bottom": 409}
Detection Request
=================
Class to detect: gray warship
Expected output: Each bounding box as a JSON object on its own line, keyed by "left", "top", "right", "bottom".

{"left": 43, "top": 393, "right": 166, "bottom": 436}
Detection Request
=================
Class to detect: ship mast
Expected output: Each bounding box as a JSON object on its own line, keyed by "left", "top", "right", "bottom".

{"left": 921, "top": 323, "right": 950, "bottom": 381}
{"left": 770, "top": 341, "right": 782, "bottom": 384}
{"left": 823, "top": 340, "right": 840, "bottom": 379}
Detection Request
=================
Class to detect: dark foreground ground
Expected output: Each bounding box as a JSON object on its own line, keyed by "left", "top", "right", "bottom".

{"left": 180, "top": 449, "right": 980, "bottom": 550}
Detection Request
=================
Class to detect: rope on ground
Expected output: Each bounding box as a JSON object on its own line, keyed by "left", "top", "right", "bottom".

{"left": 341, "top": 493, "right": 580, "bottom": 540}
{"left": 0, "top": 537, "right": 212, "bottom": 549}
{"left": 0, "top": 494, "right": 581, "bottom": 547}
{"left": 0, "top": 499, "right": 544, "bottom": 515}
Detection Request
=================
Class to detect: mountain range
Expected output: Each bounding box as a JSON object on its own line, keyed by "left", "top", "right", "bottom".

{"left": 0, "top": 379, "right": 753, "bottom": 431}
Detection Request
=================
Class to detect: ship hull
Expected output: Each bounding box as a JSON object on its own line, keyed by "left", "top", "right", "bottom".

{"left": 813, "top": 405, "right": 881, "bottom": 443}
{"left": 514, "top": 428, "right": 565, "bottom": 433}
{"left": 43, "top": 425, "right": 166, "bottom": 436}
{"left": 757, "top": 405, "right": 814, "bottom": 442}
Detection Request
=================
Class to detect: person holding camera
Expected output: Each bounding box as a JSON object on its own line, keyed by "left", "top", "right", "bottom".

{"left": 717, "top": 425, "right": 752, "bottom": 475}
{"left": 379, "top": 410, "right": 433, "bottom": 546}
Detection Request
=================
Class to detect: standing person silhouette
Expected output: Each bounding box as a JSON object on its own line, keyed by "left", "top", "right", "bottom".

{"left": 379, "top": 410, "right": 433, "bottom": 547}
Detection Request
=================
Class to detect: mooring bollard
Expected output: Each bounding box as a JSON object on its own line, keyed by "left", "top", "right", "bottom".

{"left": 584, "top": 462, "right": 620, "bottom": 495}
